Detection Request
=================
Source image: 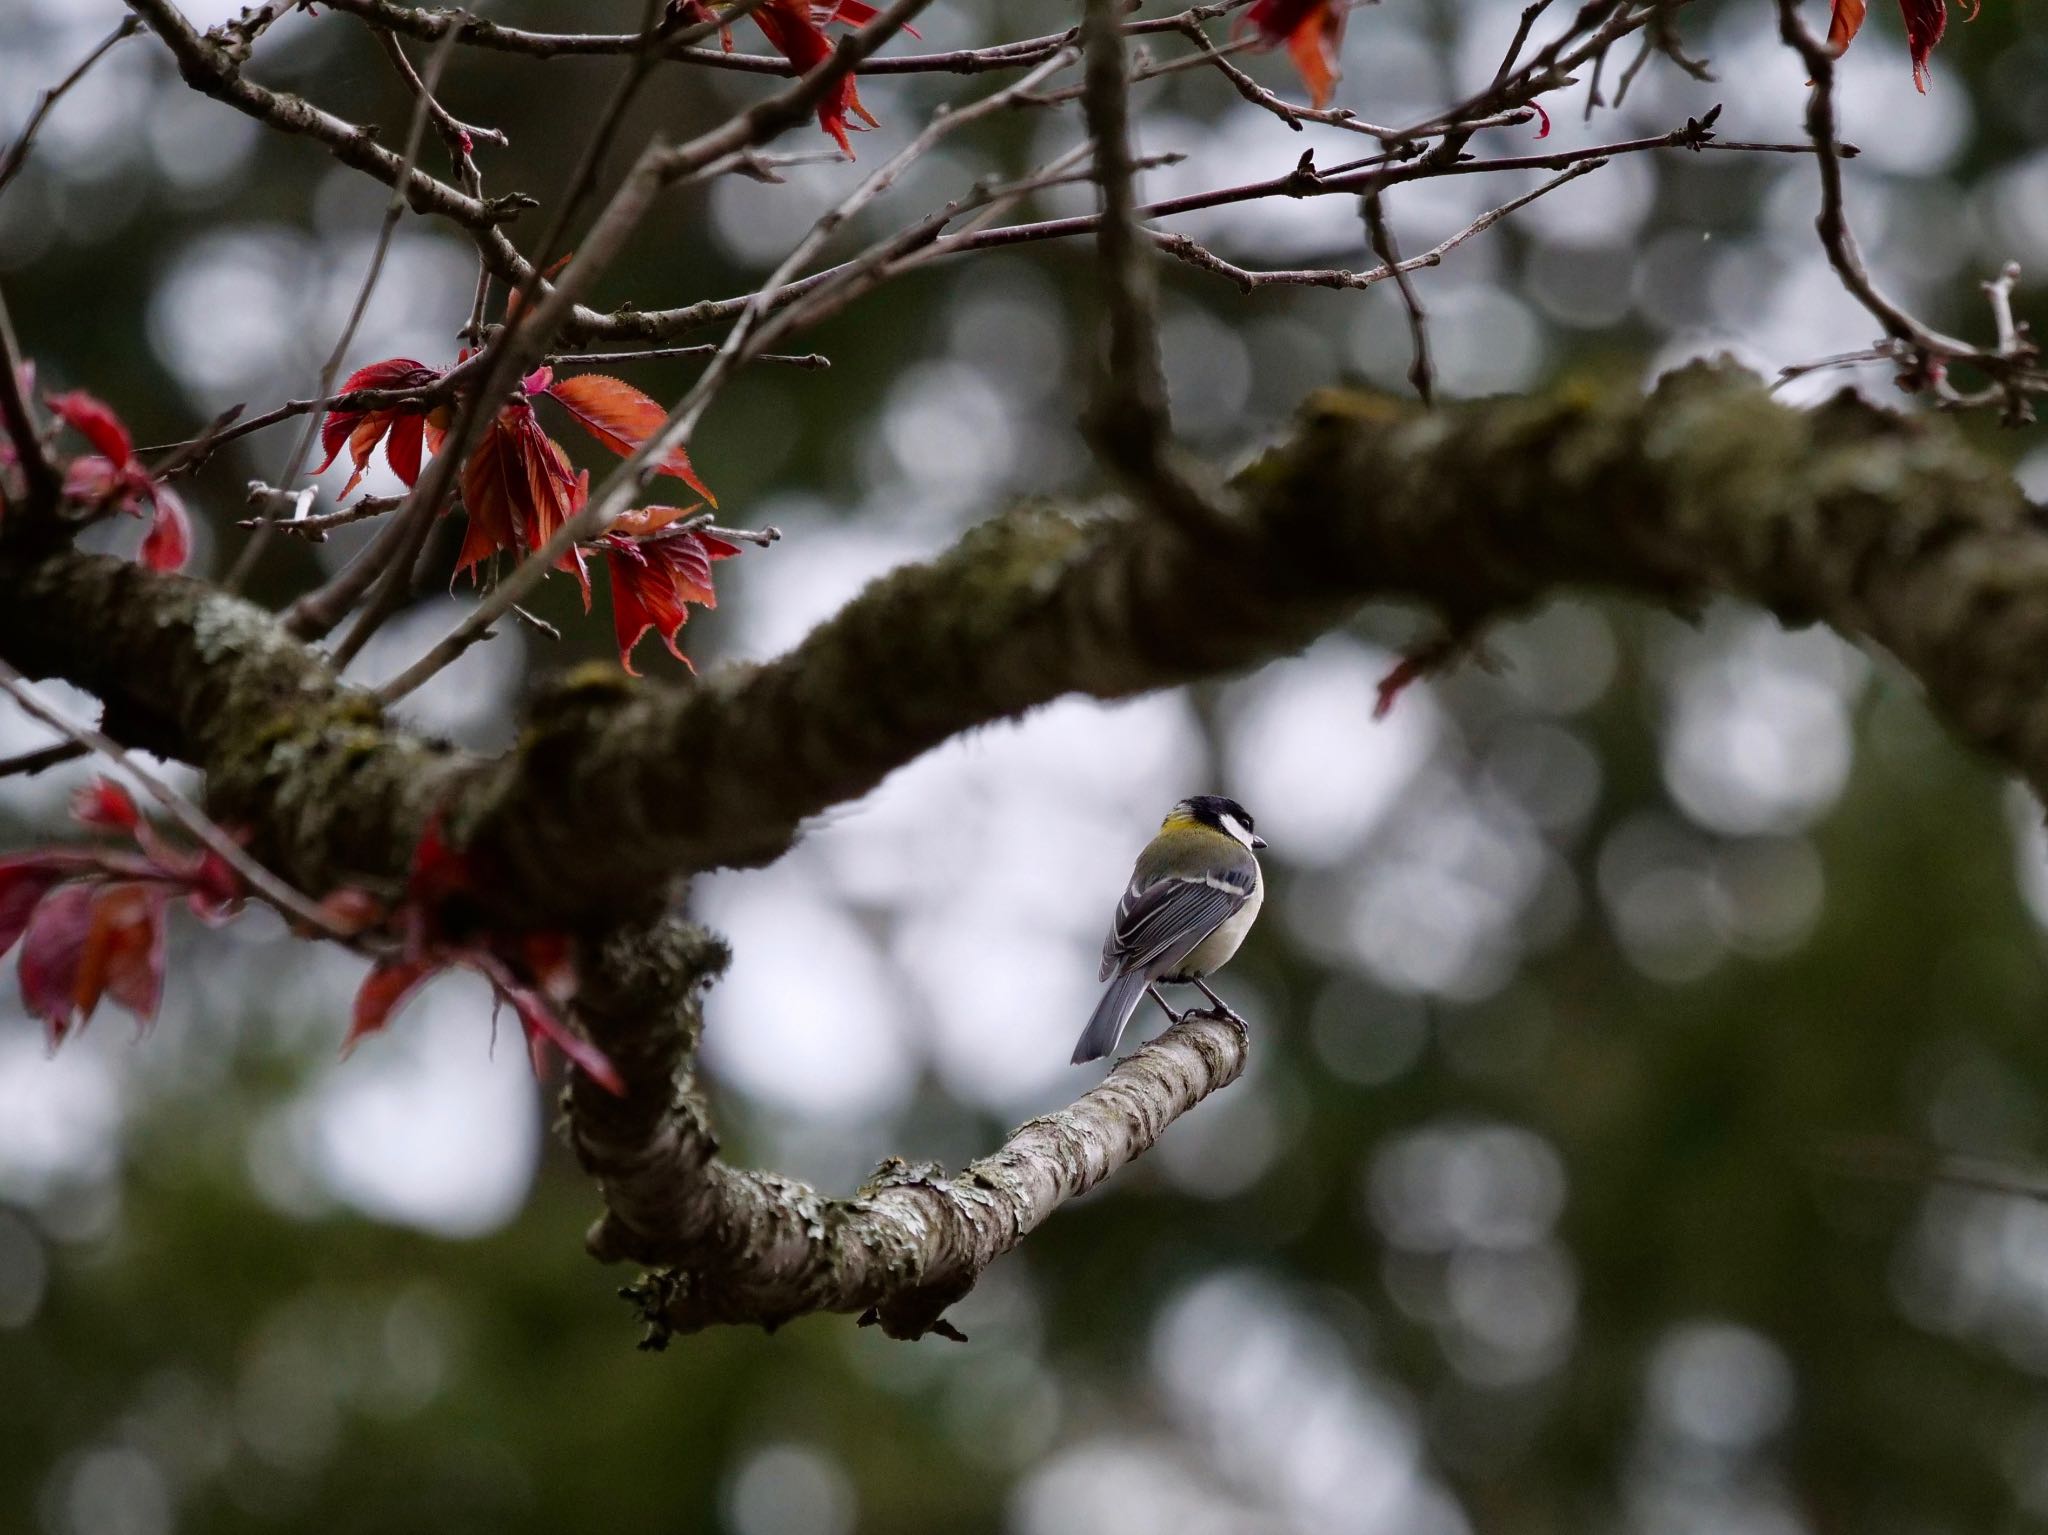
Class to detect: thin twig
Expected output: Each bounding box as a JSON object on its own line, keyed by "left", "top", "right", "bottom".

{"left": 225, "top": 22, "right": 465, "bottom": 594}
{"left": 547, "top": 344, "right": 832, "bottom": 370}
{"left": 1079, "top": 0, "right": 1217, "bottom": 527}
{"left": 0, "top": 741, "right": 87, "bottom": 779}
{"left": 0, "top": 17, "right": 143, "bottom": 202}
{"left": 0, "top": 283, "right": 59, "bottom": 522}
{"left": 1775, "top": 0, "right": 2042, "bottom": 415}
{"left": 374, "top": 0, "right": 1012, "bottom": 704}
{"left": 1362, "top": 191, "right": 1434, "bottom": 406}
{"left": 0, "top": 658, "right": 349, "bottom": 937}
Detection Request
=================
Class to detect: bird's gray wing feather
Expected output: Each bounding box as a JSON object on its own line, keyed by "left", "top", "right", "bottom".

{"left": 1099, "top": 866, "right": 1255, "bottom": 980}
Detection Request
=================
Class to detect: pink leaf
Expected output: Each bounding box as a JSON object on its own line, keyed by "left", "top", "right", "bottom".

{"left": 45, "top": 389, "right": 133, "bottom": 468}
{"left": 346, "top": 958, "right": 439, "bottom": 1054}
{"left": 70, "top": 778, "right": 140, "bottom": 833}
{"left": 139, "top": 491, "right": 192, "bottom": 571}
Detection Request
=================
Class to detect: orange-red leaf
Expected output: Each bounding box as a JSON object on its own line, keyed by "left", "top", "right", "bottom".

{"left": 1828, "top": 0, "right": 1959, "bottom": 90}
{"left": 317, "top": 358, "right": 446, "bottom": 493}
{"left": 139, "top": 490, "right": 191, "bottom": 572}
{"left": 76, "top": 884, "right": 164, "bottom": 1028}
{"left": 542, "top": 374, "right": 717, "bottom": 505}
{"left": 1826, "top": 0, "right": 1869, "bottom": 51}
{"left": 347, "top": 958, "right": 437, "bottom": 1053}
{"left": 45, "top": 389, "right": 133, "bottom": 467}
{"left": 1239, "top": 0, "right": 1345, "bottom": 108}
{"left": 455, "top": 403, "right": 582, "bottom": 578}
{"left": 601, "top": 519, "right": 739, "bottom": 674}
{"left": 750, "top": 0, "right": 876, "bottom": 156}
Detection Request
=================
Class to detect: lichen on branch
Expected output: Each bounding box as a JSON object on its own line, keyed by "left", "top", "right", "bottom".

{"left": 3, "top": 361, "right": 2044, "bottom": 1341}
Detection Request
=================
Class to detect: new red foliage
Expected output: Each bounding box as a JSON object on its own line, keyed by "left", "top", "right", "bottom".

{"left": 596, "top": 506, "right": 741, "bottom": 674}
{"left": 43, "top": 388, "right": 191, "bottom": 571}
{"left": 314, "top": 357, "right": 450, "bottom": 494}
{"left": 539, "top": 370, "right": 717, "bottom": 506}
{"left": 1827, "top": 0, "right": 1969, "bottom": 90}
{"left": 751, "top": 0, "right": 880, "bottom": 156}
{"left": 0, "top": 779, "right": 242, "bottom": 1045}
{"left": 342, "top": 820, "right": 623, "bottom": 1094}
{"left": 456, "top": 397, "right": 584, "bottom": 579}
{"left": 1238, "top": 0, "right": 1346, "bottom": 109}
{"left": 317, "top": 359, "right": 744, "bottom": 671}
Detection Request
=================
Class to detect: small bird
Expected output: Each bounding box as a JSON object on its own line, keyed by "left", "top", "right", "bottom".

{"left": 1071, "top": 795, "right": 1266, "bottom": 1065}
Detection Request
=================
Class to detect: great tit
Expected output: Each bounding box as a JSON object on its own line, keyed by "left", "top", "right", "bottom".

{"left": 1071, "top": 795, "right": 1266, "bottom": 1064}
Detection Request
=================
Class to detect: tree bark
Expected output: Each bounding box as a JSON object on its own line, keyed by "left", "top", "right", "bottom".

{"left": 2, "top": 361, "right": 2038, "bottom": 1338}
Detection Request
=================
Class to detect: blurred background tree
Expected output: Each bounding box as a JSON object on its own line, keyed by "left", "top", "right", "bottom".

{"left": 3, "top": 0, "right": 2048, "bottom": 1532}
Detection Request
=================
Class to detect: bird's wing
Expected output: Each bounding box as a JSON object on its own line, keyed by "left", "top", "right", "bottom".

{"left": 1099, "top": 864, "right": 1256, "bottom": 980}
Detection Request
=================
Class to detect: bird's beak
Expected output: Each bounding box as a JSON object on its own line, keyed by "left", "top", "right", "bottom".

{"left": 1250, "top": 834, "right": 1267, "bottom": 849}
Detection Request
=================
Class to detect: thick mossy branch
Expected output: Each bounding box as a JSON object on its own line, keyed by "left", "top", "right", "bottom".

{"left": 568, "top": 913, "right": 1250, "bottom": 1342}
{"left": 2, "top": 362, "right": 2041, "bottom": 925}
{"left": 0, "top": 549, "right": 472, "bottom": 900}
{"left": 1, "top": 359, "right": 2041, "bottom": 1343}
{"left": 475, "top": 361, "right": 2047, "bottom": 912}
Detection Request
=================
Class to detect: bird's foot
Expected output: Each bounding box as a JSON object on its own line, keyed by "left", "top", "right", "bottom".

{"left": 1188, "top": 980, "right": 1248, "bottom": 1033}
{"left": 1189, "top": 1002, "right": 1248, "bottom": 1034}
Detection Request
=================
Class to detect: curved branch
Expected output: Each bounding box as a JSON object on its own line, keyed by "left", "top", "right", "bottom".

{"left": 1, "top": 363, "right": 2042, "bottom": 928}
{"left": 3, "top": 364, "right": 2045, "bottom": 1342}
{"left": 567, "top": 915, "right": 1248, "bottom": 1342}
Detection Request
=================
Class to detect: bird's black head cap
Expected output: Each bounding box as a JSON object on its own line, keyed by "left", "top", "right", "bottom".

{"left": 1178, "top": 794, "right": 1255, "bottom": 834}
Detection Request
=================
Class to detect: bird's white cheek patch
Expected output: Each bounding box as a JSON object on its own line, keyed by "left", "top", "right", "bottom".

{"left": 1220, "top": 813, "right": 1257, "bottom": 848}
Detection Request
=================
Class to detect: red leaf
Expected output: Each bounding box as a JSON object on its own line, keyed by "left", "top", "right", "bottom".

{"left": 504, "top": 981, "right": 624, "bottom": 1095}
{"left": 45, "top": 390, "right": 133, "bottom": 468}
{"left": 1238, "top": 0, "right": 1345, "bottom": 108}
{"left": 1828, "top": 0, "right": 1958, "bottom": 90}
{"left": 346, "top": 957, "right": 439, "bottom": 1053}
{"left": 139, "top": 490, "right": 192, "bottom": 572}
{"left": 18, "top": 884, "right": 95, "bottom": 1044}
{"left": 471, "top": 947, "right": 622, "bottom": 1096}
{"left": 77, "top": 884, "right": 166, "bottom": 1029}
{"left": 381, "top": 414, "right": 419, "bottom": 489}
{"left": 455, "top": 403, "right": 583, "bottom": 578}
{"left": 316, "top": 358, "right": 446, "bottom": 492}
{"left": 601, "top": 516, "right": 738, "bottom": 673}
{"left": 1826, "top": 0, "right": 1868, "bottom": 52}
{"left": 749, "top": 0, "right": 877, "bottom": 156}
{"left": 1900, "top": 0, "right": 1950, "bottom": 90}
{"left": 0, "top": 861, "right": 69, "bottom": 959}
{"left": 813, "top": 0, "right": 920, "bottom": 38}
{"left": 542, "top": 374, "right": 717, "bottom": 505}
{"left": 70, "top": 778, "right": 140, "bottom": 833}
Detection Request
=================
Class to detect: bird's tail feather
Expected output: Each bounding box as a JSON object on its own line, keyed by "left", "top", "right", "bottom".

{"left": 1073, "top": 972, "right": 1149, "bottom": 1064}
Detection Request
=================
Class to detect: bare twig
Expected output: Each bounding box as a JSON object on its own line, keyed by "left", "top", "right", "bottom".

{"left": 0, "top": 17, "right": 143, "bottom": 201}
{"left": 1079, "top": 0, "right": 1218, "bottom": 528}
{"left": 1362, "top": 190, "right": 1434, "bottom": 406}
{"left": 226, "top": 22, "right": 466, "bottom": 593}
{"left": 0, "top": 283, "right": 59, "bottom": 522}
{"left": 1149, "top": 157, "right": 1605, "bottom": 295}
{"left": 0, "top": 740, "right": 87, "bottom": 779}
{"left": 371, "top": 26, "right": 509, "bottom": 155}
{"left": 1775, "top": 0, "right": 2043, "bottom": 415}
